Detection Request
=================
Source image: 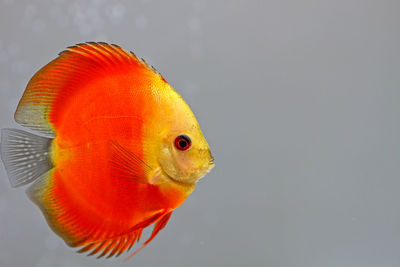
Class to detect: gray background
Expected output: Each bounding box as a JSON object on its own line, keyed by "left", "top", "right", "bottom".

{"left": 0, "top": 0, "right": 399, "bottom": 266}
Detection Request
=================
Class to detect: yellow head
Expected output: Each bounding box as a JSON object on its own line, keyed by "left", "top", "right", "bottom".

{"left": 143, "top": 81, "right": 214, "bottom": 187}
{"left": 158, "top": 121, "right": 214, "bottom": 185}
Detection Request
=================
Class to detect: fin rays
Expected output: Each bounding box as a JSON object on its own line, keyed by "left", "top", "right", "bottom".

{"left": 0, "top": 128, "right": 53, "bottom": 187}
{"left": 74, "top": 211, "right": 172, "bottom": 259}
{"left": 109, "top": 141, "right": 152, "bottom": 184}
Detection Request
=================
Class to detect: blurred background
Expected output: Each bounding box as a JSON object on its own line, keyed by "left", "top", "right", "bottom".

{"left": 0, "top": 0, "right": 399, "bottom": 266}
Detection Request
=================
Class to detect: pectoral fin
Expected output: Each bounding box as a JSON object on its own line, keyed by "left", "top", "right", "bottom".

{"left": 109, "top": 140, "right": 152, "bottom": 184}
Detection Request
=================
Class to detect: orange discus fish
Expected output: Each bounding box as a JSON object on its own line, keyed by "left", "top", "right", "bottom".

{"left": 0, "top": 42, "right": 214, "bottom": 259}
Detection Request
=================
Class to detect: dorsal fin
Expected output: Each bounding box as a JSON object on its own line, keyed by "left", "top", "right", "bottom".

{"left": 15, "top": 42, "right": 162, "bottom": 137}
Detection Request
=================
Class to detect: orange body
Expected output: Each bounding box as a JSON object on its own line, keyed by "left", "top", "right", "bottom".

{"left": 10, "top": 43, "right": 214, "bottom": 258}
{"left": 47, "top": 56, "right": 187, "bottom": 245}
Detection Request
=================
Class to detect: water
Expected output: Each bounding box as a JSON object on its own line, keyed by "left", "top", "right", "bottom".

{"left": 0, "top": 0, "right": 400, "bottom": 266}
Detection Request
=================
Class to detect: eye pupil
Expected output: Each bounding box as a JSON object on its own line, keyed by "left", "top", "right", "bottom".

{"left": 179, "top": 140, "right": 187, "bottom": 148}
{"left": 174, "top": 135, "right": 191, "bottom": 151}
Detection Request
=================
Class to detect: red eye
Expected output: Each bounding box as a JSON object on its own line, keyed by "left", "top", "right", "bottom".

{"left": 174, "top": 135, "right": 191, "bottom": 151}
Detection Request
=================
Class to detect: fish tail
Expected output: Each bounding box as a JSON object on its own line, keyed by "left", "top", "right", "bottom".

{"left": 0, "top": 128, "right": 53, "bottom": 187}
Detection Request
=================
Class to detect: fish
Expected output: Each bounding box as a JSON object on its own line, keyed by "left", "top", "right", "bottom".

{"left": 0, "top": 42, "right": 214, "bottom": 259}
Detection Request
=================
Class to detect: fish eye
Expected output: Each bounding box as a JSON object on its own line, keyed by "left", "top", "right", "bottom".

{"left": 174, "top": 135, "right": 191, "bottom": 151}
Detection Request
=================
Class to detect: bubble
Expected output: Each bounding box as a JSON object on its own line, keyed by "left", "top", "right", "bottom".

{"left": 107, "top": 4, "right": 126, "bottom": 24}
{"left": 135, "top": 15, "right": 147, "bottom": 30}
{"left": 188, "top": 17, "right": 201, "bottom": 33}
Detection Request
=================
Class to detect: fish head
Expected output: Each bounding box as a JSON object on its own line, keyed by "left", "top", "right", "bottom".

{"left": 154, "top": 91, "right": 214, "bottom": 185}
{"left": 158, "top": 124, "right": 214, "bottom": 185}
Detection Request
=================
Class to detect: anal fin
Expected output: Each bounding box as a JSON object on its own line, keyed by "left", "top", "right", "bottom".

{"left": 124, "top": 211, "right": 173, "bottom": 261}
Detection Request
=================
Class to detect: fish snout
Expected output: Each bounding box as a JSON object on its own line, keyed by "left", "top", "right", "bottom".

{"left": 201, "top": 150, "right": 215, "bottom": 176}
{"left": 209, "top": 155, "right": 215, "bottom": 165}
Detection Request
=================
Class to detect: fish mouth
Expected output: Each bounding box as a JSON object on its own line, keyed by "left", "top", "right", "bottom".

{"left": 201, "top": 161, "right": 215, "bottom": 178}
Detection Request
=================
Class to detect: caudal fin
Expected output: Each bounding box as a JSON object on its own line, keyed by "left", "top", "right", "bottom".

{"left": 0, "top": 128, "right": 53, "bottom": 187}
